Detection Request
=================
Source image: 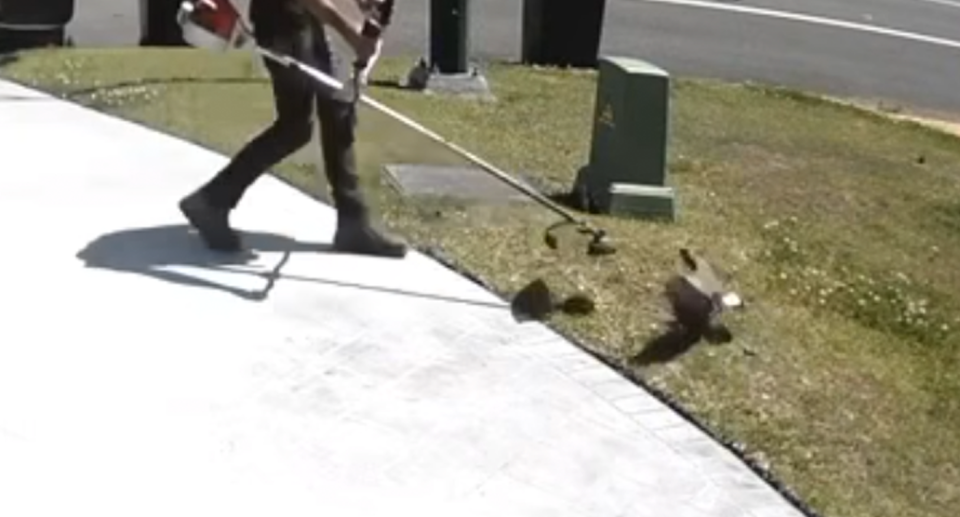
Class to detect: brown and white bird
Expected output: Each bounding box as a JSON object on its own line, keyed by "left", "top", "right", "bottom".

{"left": 663, "top": 248, "right": 743, "bottom": 339}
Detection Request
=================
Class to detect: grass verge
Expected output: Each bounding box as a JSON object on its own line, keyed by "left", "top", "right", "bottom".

{"left": 3, "top": 48, "right": 960, "bottom": 517}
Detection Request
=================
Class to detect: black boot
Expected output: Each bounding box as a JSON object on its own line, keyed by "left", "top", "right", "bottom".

{"left": 333, "top": 215, "right": 408, "bottom": 258}
{"left": 178, "top": 190, "right": 242, "bottom": 252}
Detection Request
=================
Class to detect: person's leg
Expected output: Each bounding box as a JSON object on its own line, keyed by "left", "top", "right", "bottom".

{"left": 180, "top": 33, "right": 316, "bottom": 252}
{"left": 308, "top": 28, "right": 408, "bottom": 258}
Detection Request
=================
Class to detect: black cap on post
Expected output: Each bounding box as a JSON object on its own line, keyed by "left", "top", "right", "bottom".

{"left": 429, "top": 0, "right": 470, "bottom": 74}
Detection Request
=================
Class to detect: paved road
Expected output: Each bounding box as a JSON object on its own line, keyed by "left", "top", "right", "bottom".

{"left": 66, "top": 0, "right": 960, "bottom": 112}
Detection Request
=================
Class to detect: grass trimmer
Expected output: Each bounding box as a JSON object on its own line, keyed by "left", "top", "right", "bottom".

{"left": 176, "top": 0, "right": 617, "bottom": 257}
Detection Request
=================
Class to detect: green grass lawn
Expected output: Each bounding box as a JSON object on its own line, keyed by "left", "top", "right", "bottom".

{"left": 4, "top": 47, "right": 959, "bottom": 517}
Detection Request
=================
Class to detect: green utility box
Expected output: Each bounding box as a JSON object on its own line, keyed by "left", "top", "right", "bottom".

{"left": 574, "top": 56, "right": 676, "bottom": 220}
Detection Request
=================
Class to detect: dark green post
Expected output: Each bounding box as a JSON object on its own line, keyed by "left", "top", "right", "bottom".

{"left": 573, "top": 56, "right": 677, "bottom": 220}
{"left": 430, "top": 0, "right": 469, "bottom": 74}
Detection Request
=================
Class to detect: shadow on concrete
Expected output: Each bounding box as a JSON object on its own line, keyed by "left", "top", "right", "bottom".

{"left": 76, "top": 224, "right": 328, "bottom": 301}
{"left": 77, "top": 224, "right": 514, "bottom": 312}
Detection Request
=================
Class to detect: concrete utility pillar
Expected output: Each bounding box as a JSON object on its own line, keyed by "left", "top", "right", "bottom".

{"left": 429, "top": 0, "right": 469, "bottom": 74}
{"left": 573, "top": 56, "right": 676, "bottom": 220}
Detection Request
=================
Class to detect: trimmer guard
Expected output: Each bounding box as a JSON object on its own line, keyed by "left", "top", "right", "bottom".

{"left": 177, "top": 0, "right": 249, "bottom": 52}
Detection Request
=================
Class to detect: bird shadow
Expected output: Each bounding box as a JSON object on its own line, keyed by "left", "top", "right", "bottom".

{"left": 75, "top": 224, "right": 331, "bottom": 301}
{"left": 631, "top": 322, "right": 734, "bottom": 367}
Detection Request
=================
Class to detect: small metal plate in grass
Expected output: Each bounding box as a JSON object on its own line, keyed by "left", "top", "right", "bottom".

{"left": 382, "top": 163, "right": 532, "bottom": 203}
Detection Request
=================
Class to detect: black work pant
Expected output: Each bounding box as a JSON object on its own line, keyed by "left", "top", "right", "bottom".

{"left": 200, "top": 24, "right": 367, "bottom": 220}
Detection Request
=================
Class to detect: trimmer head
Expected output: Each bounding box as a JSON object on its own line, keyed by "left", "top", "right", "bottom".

{"left": 586, "top": 230, "right": 616, "bottom": 256}
{"left": 543, "top": 222, "right": 617, "bottom": 256}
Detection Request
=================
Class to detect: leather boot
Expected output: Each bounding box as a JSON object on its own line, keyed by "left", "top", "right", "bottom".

{"left": 333, "top": 215, "right": 408, "bottom": 258}
{"left": 179, "top": 190, "right": 242, "bottom": 252}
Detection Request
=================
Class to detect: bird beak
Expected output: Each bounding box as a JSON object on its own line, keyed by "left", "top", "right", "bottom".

{"left": 720, "top": 292, "right": 744, "bottom": 309}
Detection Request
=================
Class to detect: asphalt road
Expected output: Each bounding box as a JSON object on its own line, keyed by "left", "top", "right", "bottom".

{"left": 64, "top": 0, "right": 960, "bottom": 113}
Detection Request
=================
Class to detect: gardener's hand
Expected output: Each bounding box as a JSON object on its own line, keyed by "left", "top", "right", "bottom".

{"left": 353, "top": 33, "right": 382, "bottom": 85}
{"left": 352, "top": 15, "right": 385, "bottom": 85}
{"left": 299, "top": 0, "right": 384, "bottom": 83}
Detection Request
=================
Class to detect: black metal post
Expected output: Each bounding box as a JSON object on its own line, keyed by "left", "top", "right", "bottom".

{"left": 429, "top": 0, "right": 469, "bottom": 74}
{"left": 521, "top": 0, "right": 608, "bottom": 69}
{"left": 0, "top": 0, "right": 74, "bottom": 53}
{"left": 139, "top": 0, "right": 187, "bottom": 46}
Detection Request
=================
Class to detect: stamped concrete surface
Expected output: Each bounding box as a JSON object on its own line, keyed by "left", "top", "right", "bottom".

{"left": 0, "top": 80, "right": 803, "bottom": 517}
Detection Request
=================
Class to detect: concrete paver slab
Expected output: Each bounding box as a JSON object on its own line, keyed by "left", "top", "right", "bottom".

{"left": 0, "top": 81, "right": 804, "bottom": 517}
